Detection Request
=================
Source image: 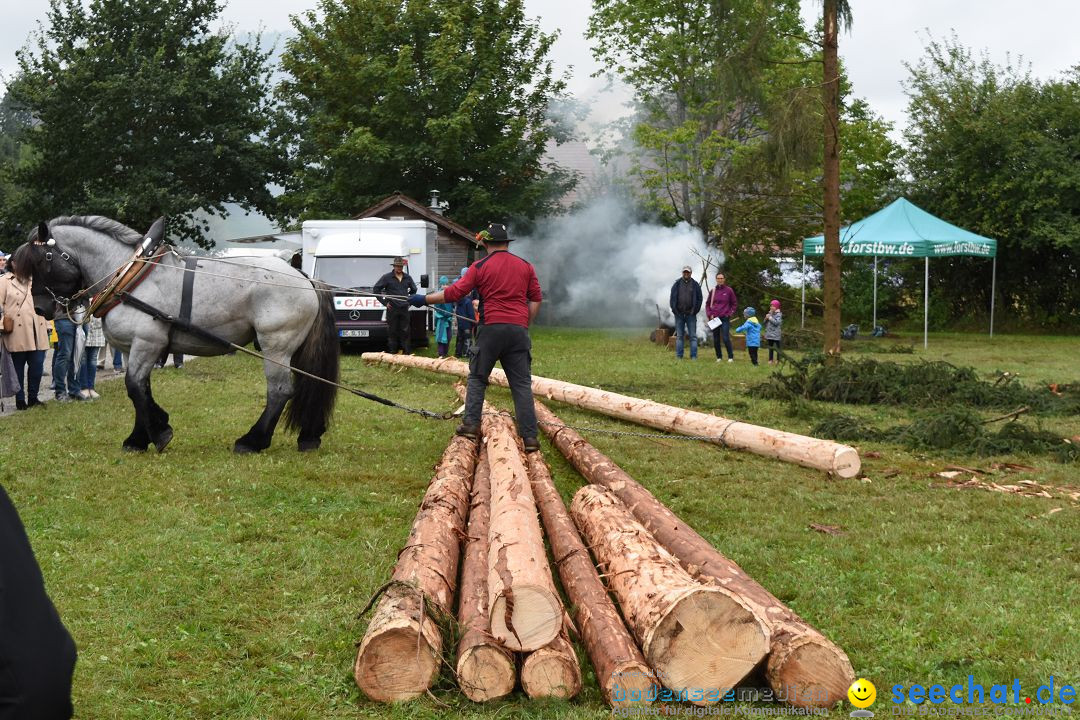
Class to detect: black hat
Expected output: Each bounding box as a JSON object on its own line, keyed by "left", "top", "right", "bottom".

{"left": 391, "top": 257, "right": 405, "bottom": 267}
{"left": 485, "top": 223, "right": 510, "bottom": 242}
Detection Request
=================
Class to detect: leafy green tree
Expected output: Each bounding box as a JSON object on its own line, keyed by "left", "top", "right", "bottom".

{"left": 588, "top": 0, "right": 822, "bottom": 248}
{"left": 904, "top": 35, "right": 1080, "bottom": 327}
{"left": 6, "top": 0, "right": 281, "bottom": 247}
{"left": 274, "top": 0, "right": 574, "bottom": 229}
{"left": 0, "top": 92, "right": 34, "bottom": 251}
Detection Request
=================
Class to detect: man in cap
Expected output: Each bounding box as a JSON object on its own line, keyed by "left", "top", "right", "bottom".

{"left": 373, "top": 256, "right": 417, "bottom": 354}
{"left": 408, "top": 223, "right": 543, "bottom": 451}
{"left": 669, "top": 265, "right": 703, "bottom": 359}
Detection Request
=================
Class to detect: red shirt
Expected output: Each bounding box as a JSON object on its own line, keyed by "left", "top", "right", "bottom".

{"left": 443, "top": 250, "right": 542, "bottom": 327}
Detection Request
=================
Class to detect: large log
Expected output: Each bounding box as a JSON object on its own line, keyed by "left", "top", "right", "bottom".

{"left": 520, "top": 632, "right": 583, "bottom": 700}
{"left": 570, "top": 485, "right": 770, "bottom": 705}
{"left": 482, "top": 411, "right": 563, "bottom": 652}
{"left": 361, "top": 352, "right": 859, "bottom": 477}
{"left": 526, "top": 451, "right": 656, "bottom": 708}
{"left": 537, "top": 400, "right": 855, "bottom": 709}
{"left": 455, "top": 443, "right": 516, "bottom": 702}
{"left": 354, "top": 435, "right": 477, "bottom": 702}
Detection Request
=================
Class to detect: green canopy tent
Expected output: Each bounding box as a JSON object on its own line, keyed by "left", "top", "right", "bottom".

{"left": 802, "top": 198, "right": 998, "bottom": 348}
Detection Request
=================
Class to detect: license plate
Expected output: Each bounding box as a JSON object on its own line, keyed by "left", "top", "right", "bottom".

{"left": 340, "top": 329, "right": 370, "bottom": 338}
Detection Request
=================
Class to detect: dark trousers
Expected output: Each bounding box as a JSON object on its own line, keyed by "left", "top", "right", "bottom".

{"left": 455, "top": 323, "right": 473, "bottom": 358}
{"left": 767, "top": 339, "right": 781, "bottom": 361}
{"left": 51, "top": 317, "right": 77, "bottom": 396}
{"left": 747, "top": 346, "right": 759, "bottom": 365}
{"left": 463, "top": 323, "right": 537, "bottom": 441}
{"left": 712, "top": 318, "right": 733, "bottom": 359}
{"left": 385, "top": 306, "right": 411, "bottom": 354}
{"left": 10, "top": 350, "right": 45, "bottom": 406}
{"left": 0, "top": 484, "right": 77, "bottom": 719}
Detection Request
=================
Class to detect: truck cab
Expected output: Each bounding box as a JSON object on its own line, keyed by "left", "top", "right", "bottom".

{"left": 301, "top": 219, "right": 438, "bottom": 347}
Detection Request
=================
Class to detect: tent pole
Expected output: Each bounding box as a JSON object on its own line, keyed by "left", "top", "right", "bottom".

{"left": 990, "top": 256, "right": 996, "bottom": 338}
{"left": 801, "top": 255, "right": 806, "bottom": 329}
{"left": 924, "top": 256, "right": 929, "bottom": 349}
{"left": 872, "top": 255, "right": 878, "bottom": 329}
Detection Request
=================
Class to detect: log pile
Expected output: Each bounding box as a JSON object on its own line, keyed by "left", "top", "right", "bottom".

{"left": 536, "top": 399, "right": 856, "bottom": 709}
{"left": 361, "top": 352, "right": 861, "bottom": 477}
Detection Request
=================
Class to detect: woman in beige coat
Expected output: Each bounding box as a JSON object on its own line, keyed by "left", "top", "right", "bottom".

{"left": 0, "top": 246, "right": 51, "bottom": 409}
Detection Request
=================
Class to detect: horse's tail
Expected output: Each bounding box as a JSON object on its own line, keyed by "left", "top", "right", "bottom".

{"left": 285, "top": 280, "right": 339, "bottom": 437}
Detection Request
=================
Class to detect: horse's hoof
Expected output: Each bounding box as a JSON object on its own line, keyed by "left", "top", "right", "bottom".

{"left": 233, "top": 442, "right": 261, "bottom": 455}
{"left": 298, "top": 439, "right": 321, "bottom": 452}
{"left": 122, "top": 443, "right": 148, "bottom": 453}
{"left": 153, "top": 427, "right": 174, "bottom": 453}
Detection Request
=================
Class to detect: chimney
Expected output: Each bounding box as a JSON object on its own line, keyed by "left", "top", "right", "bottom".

{"left": 428, "top": 190, "right": 448, "bottom": 216}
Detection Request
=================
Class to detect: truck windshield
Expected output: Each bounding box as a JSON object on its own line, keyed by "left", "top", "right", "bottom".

{"left": 313, "top": 256, "right": 399, "bottom": 289}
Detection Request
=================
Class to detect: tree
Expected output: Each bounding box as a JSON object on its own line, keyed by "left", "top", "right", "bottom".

{"left": 904, "top": 36, "right": 1080, "bottom": 327}
{"left": 587, "top": 0, "right": 823, "bottom": 249}
{"left": 0, "top": 92, "right": 33, "bottom": 251}
{"left": 273, "top": 0, "right": 575, "bottom": 230}
{"left": 6, "top": 0, "right": 282, "bottom": 247}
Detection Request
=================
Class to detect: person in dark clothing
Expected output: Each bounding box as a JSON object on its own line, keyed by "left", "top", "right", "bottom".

{"left": 705, "top": 271, "right": 738, "bottom": 362}
{"left": 372, "top": 257, "right": 417, "bottom": 354}
{"left": 0, "top": 484, "right": 77, "bottom": 719}
{"left": 668, "top": 266, "right": 703, "bottom": 359}
{"left": 453, "top": 267, "right": 477, "bottom": 358}
{"left": 409, "top": 223, "right": 543, "bottom": 452}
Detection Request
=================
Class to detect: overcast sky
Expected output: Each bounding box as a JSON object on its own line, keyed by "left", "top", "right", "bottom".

{"left": 2, "top": 0, "right": 1078, "bottom": 140}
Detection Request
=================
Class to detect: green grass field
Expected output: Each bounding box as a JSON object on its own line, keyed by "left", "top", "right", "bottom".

{"left": 1, "top": 329, "right": 1077, "bottom": 719}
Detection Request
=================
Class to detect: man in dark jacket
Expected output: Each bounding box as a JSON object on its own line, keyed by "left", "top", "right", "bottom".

{"left": 669, "top": 266, "right": 703, "bottom": 359}
{"left": 372, "top": 257, "right": 417, "bottom": 354}
{"left": 0, "top": 484, "right": 77, "bottom": 719}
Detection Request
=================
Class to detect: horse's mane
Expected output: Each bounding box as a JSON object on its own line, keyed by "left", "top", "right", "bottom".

{"left": 32, "top": 216, "right": 143, "bottom": 246}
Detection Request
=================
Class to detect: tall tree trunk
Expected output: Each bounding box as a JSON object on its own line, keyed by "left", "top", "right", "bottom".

{"left": 455, "top": 443, "right": 516, "bottom": 702}
{"left": 822, "top": 0, "right": 843, "bottom": 361}
{"left": 354, "top": 435, "right": 477, "bottom": 701}
{"left": 535, "top": 400, "right": 855, "bottom": 709}
{"left": 361, "top": 353, "right": 861, "bottom": 477}
{"left": 526, "top": 451, "right": 655, "bottom": 707}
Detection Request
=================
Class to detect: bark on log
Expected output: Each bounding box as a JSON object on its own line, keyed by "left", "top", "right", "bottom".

{"left": 354, "top": 435, "right": 477, "bottom": 702}
{"left": 482, "top": 411, "right": 562, "bottom": 652}
{"left": 455, "top": 443, "right": 516, "bottom": 702}
{"left": 538, "top": 400, "right": 855, "bottom": 709}
{"left": 520, "top": 633, "right": 583, "bottom": 700}
{"left": 526, "top": 451, "right": 655, "bottom": 707}
{"left": 361, "top": 352, "right": 859, "bottom": 477}
{"left": 570, "top": 485, "right": 770, "bottom": 705}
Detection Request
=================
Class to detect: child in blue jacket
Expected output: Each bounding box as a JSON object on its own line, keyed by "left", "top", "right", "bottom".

{"left": 433, "top": 275, "right": 454, "bottom": 357}
{"left": 734, "top": 307, "right": 761, "bottom": 366}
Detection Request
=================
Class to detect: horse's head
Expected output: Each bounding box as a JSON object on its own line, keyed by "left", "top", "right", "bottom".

{"left": 22, "top": 221, "right": 84, "bottom": 320}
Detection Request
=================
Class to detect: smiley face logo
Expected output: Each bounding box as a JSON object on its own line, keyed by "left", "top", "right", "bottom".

{"left": 848, "top": 678, "right": 877, "bottom": 708}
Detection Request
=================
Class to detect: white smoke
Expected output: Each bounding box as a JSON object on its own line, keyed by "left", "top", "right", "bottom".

{"left": 516, "top": 195, "right": 724, "bottom": 328}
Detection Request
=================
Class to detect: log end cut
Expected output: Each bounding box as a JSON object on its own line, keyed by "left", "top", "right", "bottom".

{"left": 645, "top": 588, "right": 770, "bottom": 705}
{"left": 604, "top": 660, "right": 658, "bottom": 708}
{"left": 489, "top": 584, "right": 563, "bottom": 652}
{"left": 833, "top": 446, "right": 861, "bottom": 478}
{"left": 354, "top": 625, "right": 439, "bottom": 702}
{"left": 456, "top": 644, "right": 516, "bottom": 702}
{"left": 767, "top": 636, "right": 855, "bottom": 709}
{"left": 520, "top": 637, "right": 583, "bottom": 700}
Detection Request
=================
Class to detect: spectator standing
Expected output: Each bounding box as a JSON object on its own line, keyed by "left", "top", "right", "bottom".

{"left": 77, "top": 315, "right": 106, "bottom": 399}
{"left": 373, "top": 257, "right": 417, "bottom": 354}
{"left": 705, "top": 271, "right": 738, "bottom": 362}
{"left": 763, "top": 300, "right": 783, "bottom": 365}
{"left": 0, "top": 247, "right": 50, "bottom": 409}
{"left": 433, "top": 275, "right": 454, "bottom": 358}
{"left": 0, "top": 250, "right": 8, "bottom": 274}
{"left": 668, "top": 266, "right": 702, "bottom": 360}
{"left": 735, "top": 307, "right": 761, "bottom": 366}
{"left": 409, "top": 223, "right": 543, "bottom": 451}
{"left": 50, "top": 301, "right": 80, "bottom": 402}
{"left": 454, "top": 267, "right": 476, "bottom": 358}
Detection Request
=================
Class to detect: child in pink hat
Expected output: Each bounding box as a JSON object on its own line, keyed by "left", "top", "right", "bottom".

{"left": 763, "top": 300, "right": 783, "bottom": 365}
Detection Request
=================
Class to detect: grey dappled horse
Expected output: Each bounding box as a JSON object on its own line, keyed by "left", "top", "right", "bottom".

{"left": 20, "top": 216, "right": 339, "bottom": 453}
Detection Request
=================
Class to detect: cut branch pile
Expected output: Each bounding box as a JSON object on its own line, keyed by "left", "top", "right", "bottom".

{"left": 362, "top": 352, "right": 861, "bottom": 477}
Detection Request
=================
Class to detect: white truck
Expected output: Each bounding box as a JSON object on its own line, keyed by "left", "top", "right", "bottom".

{"left": 300, "top": 218, "right": 438, "bottom": 346}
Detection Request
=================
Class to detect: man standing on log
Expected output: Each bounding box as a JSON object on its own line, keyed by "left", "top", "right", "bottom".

{"left": 373, "top": 257, "right": 417, "bottom": 354}
{"left": 409, "top": 223, "right": 543, "bottom": 451}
